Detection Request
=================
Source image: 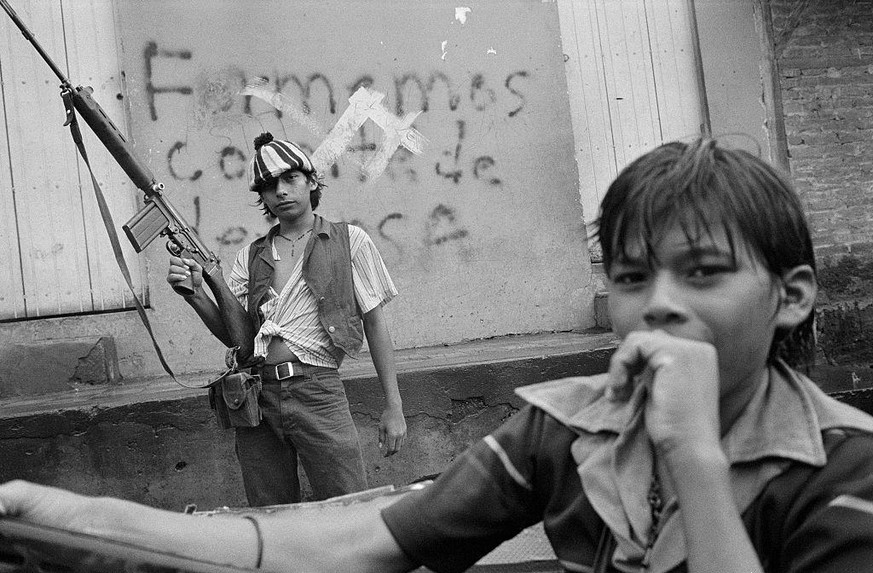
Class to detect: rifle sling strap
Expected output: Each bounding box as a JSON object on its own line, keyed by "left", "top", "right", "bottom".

{"left": 63, "top": 95, "right": 205, "bottom": 389}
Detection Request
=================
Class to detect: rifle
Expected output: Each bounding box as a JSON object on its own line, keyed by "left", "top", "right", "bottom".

{"left": 0, "top": 0, "right": 218, "bottom": 296}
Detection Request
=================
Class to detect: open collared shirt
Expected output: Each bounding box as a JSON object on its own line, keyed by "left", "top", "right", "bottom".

{"left": 228, "top": 221, "right": 396, "bottom": 368}
{"left": 382, "top": 361, "right": 873, "bottom": 573}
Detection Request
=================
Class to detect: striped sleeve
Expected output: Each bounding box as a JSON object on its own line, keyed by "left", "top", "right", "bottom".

{"left": 348, "top": 225, "right": 397, "bottom": 313}
{"left": 227, "top": 244, "right": 251, "bottom": 310}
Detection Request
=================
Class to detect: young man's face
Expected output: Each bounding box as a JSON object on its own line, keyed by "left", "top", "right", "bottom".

{"left": 606, "top": 223, "right": 780, "bottom": 400}
{"left": 260, "top": 170, "right": 314, "bottom": 219}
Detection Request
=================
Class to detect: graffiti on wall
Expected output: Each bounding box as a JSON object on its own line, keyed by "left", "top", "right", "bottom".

{"left": 143, "top": 41, "right": 533, "bottom": 264}
{"left": 240, "top": 82, "right": 429, "bottom": 180}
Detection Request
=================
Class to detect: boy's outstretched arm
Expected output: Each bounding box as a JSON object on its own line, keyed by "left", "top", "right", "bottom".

{"left": 0, "top": 480, "right": 417, "bottom": 572}
{"left": 362, "top": 304, "right": 407, "bottom": 456}
{"left": 258, "top": 491, "right": 416, "bottom": 571}
{"left": 606, "top": 330, "right": 765, "bottom": 573}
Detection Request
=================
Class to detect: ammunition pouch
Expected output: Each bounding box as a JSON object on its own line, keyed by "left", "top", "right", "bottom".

{"left": 208, "top": 370, "right": 262, "bottom": 429}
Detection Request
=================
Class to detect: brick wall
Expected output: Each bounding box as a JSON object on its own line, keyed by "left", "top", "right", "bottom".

{"left": 771, "top": 0, "right": 873, "bottom": 380}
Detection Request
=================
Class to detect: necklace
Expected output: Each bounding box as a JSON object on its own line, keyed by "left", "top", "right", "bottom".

{"left": 641, "top": 472, "right": 664, "bottom": 569}
{"left": 275, "top": 228, "right": 312, "bottom": 257}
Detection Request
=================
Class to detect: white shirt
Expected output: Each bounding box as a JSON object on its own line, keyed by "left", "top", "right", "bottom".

{"left": 228, "top": 224, "right": 397, "bottom": 368}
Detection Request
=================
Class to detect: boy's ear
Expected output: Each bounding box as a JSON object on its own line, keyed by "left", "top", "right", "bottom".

{"left": 775, "top": 264, "right": 817, "bottom": 330}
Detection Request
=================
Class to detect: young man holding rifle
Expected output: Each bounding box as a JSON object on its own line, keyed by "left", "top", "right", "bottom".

{"left": 166, "top": 132, "right": 406, "bottom": 507}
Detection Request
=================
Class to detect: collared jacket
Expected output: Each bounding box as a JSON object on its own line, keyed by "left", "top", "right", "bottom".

{"left": 246, "top": 215, "right": 364, "bottom": 364}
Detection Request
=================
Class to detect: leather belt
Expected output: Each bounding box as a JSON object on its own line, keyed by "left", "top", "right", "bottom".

{"left": 259, "top": 361, "right": 303, "bottom": 381}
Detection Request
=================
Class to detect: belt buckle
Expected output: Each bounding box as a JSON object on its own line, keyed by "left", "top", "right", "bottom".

{"left": 276, "top": 361, "right": 295, "bottom": 380}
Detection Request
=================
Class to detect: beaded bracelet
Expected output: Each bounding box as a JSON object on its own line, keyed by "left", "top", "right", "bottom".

{"left": 242, "top": 515, "right": 263, "bottom": 569}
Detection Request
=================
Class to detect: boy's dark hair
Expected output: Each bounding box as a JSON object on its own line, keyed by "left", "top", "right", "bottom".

{"left": 593, "top": 137, "right": 816, "bottom": 369}
{"left": 255, "top": 173, "right": 325, "bottom": 217}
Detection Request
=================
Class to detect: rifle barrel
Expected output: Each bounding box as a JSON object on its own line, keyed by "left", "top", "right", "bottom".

{"left": 0, "top": 0, "right": 71, "bottom": 85}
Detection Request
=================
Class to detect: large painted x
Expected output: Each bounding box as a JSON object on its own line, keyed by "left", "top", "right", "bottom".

{"left": 240, "top": 82, "right": 428, "bottom": 179}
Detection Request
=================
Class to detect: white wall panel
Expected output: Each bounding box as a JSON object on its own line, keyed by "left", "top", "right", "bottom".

{"left": 0, "top": 0, "right": 144, "bottom": 319}
{"left": 63, "top": 0, "right": 145, "bottom": 312}
{"left": 646, "top": 0, "right": 706, "bottom": 141}
{"left": 558, "top": 0, "right": 705, "bottom": 236}
{"left": 0, "top": 27, "right": 25, "bottom": 320}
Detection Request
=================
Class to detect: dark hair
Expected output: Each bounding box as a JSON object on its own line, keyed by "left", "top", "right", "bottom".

{"left": 593, "top": 137, "right": 816, "bottom": 369}
{"left": 255, "top": 172, "right": 325, "bottom": 217}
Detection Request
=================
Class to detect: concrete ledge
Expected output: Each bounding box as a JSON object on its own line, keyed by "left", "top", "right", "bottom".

{"left": 806, "top": 363, "right": 873, "bottom": 394}
{"left": 0, "top": 330, "right": 619, "bottom": 511}
{"left": 828, "top": 387, "right": 873, "bottom": 417}
{"left": 0, "top": 337, "right": 120, "bottom": 399}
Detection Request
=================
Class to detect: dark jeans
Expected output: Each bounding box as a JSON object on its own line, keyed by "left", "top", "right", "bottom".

{"left": 234, "top": 365, "right": 367, "bottom": 506}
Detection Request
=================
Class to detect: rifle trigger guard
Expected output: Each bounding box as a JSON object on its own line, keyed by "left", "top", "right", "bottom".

{"left": 166, "top": 240, "right": 183, "bottom": 257}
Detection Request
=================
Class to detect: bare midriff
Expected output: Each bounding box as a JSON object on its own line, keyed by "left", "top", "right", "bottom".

{"left": 265, "top": 337, "right": 300, "bottom": 364}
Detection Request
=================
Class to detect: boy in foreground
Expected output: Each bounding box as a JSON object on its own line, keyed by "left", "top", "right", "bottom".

{"left": 2, "top": 138, "right": 873, "bottom": 572}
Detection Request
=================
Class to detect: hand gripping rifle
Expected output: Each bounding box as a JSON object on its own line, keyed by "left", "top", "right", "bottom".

{"left": 0, "top": 0, "right": 219, "bottom": 296}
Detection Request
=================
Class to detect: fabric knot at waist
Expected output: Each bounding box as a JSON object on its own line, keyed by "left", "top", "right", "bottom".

{"left": 253, "top": 319, "right": 282, "bottom": 358}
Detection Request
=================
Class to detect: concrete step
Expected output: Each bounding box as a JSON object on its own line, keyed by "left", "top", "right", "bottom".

{"left": 0, "top": 330, "right": 618, "bottom": 419}
{"left": 0, "top": 330, "right": 619, "bottom": 512}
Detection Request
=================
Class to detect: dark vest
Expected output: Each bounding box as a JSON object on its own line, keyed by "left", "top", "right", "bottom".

{"left": 246, "top": 216, "right": 364, "bottom": 364}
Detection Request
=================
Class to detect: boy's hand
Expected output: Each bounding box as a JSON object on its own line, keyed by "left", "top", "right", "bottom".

{"left": 606, "top": 329, "right": 721, "bottom": 457}
{"left": 166, "top": 255, "right": 203, "bottom": 296}
{"left": 379, "top": 406, "right": 407, "bottom": 457}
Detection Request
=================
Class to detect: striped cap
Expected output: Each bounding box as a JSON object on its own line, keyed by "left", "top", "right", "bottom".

{"left": 247, "top": 132, "right": 315, "bottom": 191}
